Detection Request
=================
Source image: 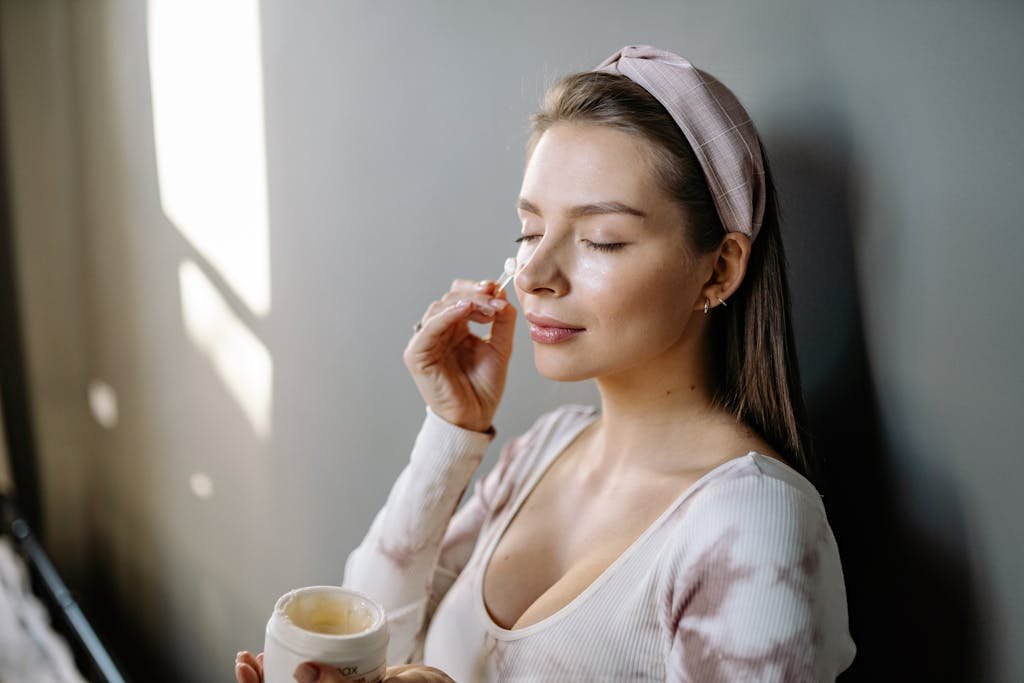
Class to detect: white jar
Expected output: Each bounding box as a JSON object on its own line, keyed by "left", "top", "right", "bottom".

{"left": 263, "top": 586, "right": 388, "bottom": 683}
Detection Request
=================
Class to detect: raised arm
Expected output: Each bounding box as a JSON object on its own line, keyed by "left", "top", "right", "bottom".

{"left": 344, "top": 276, "right": 517, "bottom": 663}
{"left": 342, "top": 409, "right": 489, "bottom": 663}
{"left": 342, "top": 410, "right": 539, "bottom": 665}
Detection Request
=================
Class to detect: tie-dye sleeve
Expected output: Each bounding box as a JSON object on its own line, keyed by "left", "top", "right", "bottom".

{"left": 343, "top": 409, "right": 536, "bottom": 665}
{"left": 664, "top": 471, "right": 856, "bottom": 682}
{"left": 342, "top": 409, "right": 492, "bottom": 663}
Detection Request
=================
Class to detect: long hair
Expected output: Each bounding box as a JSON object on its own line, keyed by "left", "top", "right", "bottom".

{"left": 528, "top": 71, "right": 817, "bottom": 484}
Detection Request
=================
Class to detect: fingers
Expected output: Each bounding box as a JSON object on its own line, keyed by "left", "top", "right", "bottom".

{"left": 407, "top": 296, "right": 510, "bottom": 358}
{"left": 293, "top": 662, "right": 348, "bottom": 683}
{"left": 234, "top": 663, "right": 257, "bottom": 683}
{"left": 235, "top": 651, "right": 262, "bottom": 683}
{"left": 414, "top": 298, "right": 470, "bottom": 345}
{"left": 287, "top": 661, "right": 455, "bottom": 683}
{"left": 420, "top": 283, "right": 505, "bottom": 327}
{"left": 487, "top": 292, "right": 516, "bottom": 356}
{"left": 402, "top": 274, "right": 515, "bottom": 429}
{"left": 384, "top": 663, "right": 456, "bottom": 682}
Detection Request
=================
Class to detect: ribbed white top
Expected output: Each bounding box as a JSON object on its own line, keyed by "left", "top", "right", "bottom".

{"left": 345, "top": 406, "right": 855, "bottom": 681}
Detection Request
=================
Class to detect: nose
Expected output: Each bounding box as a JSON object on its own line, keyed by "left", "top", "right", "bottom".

{"left": 515, "top": 235, "right": 569, "bottom": 297}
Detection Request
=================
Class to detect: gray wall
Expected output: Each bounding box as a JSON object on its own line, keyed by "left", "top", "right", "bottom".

{"left": 1, "top": 1, "right": 1022, "bottom": 681}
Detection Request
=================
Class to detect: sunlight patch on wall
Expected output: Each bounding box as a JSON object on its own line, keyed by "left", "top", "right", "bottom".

{"left": 87, "top": 380, "right": 119, "bottom": 430}
{"left": 179, "top": 261, "right": 272, "bottom": 438}
{"left": 148, "top": 0, "right": 270, "bottom": 316}
{"left": 189, "top": 472, "right": 215, "bottom": 500}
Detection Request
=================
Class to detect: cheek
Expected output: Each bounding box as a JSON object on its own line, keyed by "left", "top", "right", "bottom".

{"left": 578, "top": 251, "right": 694, "bottom": 329}
{"left": 571, "top": 251, "right": 616, "bottom": 297}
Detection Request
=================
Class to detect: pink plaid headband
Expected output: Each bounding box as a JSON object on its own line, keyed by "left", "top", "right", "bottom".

{"left": 594, "top": 45, "right": 766, "bottom": 241}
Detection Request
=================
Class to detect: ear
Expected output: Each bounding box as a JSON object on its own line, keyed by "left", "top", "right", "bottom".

{"left": 695, "top": 232, "right": 751, "bottom": 311}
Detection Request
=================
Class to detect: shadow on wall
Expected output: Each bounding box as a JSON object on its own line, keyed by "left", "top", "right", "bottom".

{"left": 770, "top": 121, "right": 989, "bottom": 682}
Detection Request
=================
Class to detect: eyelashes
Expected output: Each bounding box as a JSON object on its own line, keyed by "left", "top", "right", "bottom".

{"left": 514, "top": 235, "right": 627, "bottom": 252}
{"left": 584, "top": 240, "right": 627, "bottom": 252}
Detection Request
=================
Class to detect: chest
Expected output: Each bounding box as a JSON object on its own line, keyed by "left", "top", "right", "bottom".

{"left": 481, "top": 463, "right": 696, "bottom": 631}
{"left": 427, "top": 547, "right": 672, "bottom": 682}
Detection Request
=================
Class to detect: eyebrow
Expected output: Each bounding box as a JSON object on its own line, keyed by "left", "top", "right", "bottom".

{"left": 516, "top": 197, "right": 647, "bottom": 220}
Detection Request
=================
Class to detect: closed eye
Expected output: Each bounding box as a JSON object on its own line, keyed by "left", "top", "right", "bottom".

{"left": 514, "top": 235, "right": 540, "bottom": 244}
{"left": 583, "top": 240, "right": 627, "bottom": 252}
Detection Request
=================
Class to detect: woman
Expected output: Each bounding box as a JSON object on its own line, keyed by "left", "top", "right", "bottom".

{"left": 237, "top": 45, "right": 855, "bottom": 683}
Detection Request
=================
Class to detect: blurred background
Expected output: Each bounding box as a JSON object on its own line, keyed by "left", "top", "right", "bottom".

{"left": 0, "top": 0, "right": 1021, "bottom": 681}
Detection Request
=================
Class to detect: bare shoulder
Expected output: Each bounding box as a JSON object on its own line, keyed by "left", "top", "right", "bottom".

{"left": 704, "top": 409, "right": 785, "bottom": 465}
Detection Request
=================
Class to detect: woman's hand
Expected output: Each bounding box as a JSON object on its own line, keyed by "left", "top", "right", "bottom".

{"left": 381, "top": 664, "right": 455, "bottom": 682}
{"left": 234, "top": 651, "right": 453, "bottom": 682}
{"left": 403, "top": 279, "right": 516, "bottom": 433}
{"left": 235, "top": 651, "right": 263, "bottom": 683}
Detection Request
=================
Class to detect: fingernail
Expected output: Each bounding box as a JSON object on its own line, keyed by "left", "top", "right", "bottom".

{"left": 456, "top": 299, "right": 469, "bottom": 309}
{"left": 477, "top": 280, "right": 491, "bottom": 288}
{"left": 489, "top": 299, "right": 508, "bottom": 310}
{"left": 295, "top": 663, "right": 320, "bottom": 683}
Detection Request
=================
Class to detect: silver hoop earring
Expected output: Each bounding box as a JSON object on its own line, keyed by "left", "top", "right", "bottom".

{"left": 703, "top": 298, "right": 710, "bottom": 315}
{"left": 717, "top": 297, "right": 727, "bottom": 307}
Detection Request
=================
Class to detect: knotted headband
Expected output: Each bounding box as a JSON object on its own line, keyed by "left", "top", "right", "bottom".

{"left": 594, "top": 45, "right": 766, "bottom": 241}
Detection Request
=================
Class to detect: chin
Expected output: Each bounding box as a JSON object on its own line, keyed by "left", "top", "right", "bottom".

{"left": 532, "top": 348, "right": 599, "bottom": 383}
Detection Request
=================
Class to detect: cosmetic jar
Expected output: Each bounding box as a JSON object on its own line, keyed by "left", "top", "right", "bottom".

{"left": 263, "top": 586, "right": 388, "bottom": 683}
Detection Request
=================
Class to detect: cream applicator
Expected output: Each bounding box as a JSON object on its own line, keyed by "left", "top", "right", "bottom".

{"left": 494, "top": 256, "right": 518, "bottom": 294}
{"left": 495, "top": 250, "right": 535, "bottom": 294}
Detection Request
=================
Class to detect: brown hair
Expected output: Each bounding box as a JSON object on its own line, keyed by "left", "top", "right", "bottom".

{"left": 529, "top": 71, "right": 817, "bottom": 483}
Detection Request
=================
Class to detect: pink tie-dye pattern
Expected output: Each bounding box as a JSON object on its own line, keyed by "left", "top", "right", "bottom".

{"left": 666, "top": 531, "right": 816, "bottom": 680}
{"left": 663, "top": 484, "right": 843, "bottom": 682}
{"left": 345, "top": 406, "right": 855, "bottom": 680}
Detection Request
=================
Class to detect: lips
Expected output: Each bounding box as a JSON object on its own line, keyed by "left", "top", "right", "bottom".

{"left": 526, "top": 313, "right": 585, "bottom": 345}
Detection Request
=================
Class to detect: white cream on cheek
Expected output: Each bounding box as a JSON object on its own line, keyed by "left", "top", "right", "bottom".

{"left": 584, "top": 250, "right": 690, "bottom": 335}
{"left": 517, "top": 125, "right": 699, "bottom": 360}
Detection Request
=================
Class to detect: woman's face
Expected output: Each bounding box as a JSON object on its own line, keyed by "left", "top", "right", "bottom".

{"left": 514, "top": 123, "right": 712, "bottom": 383}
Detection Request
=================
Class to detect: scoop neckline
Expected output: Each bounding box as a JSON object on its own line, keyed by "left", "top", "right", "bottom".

{"left": 474, "top": 412, "right": 765, "bottom": 641}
